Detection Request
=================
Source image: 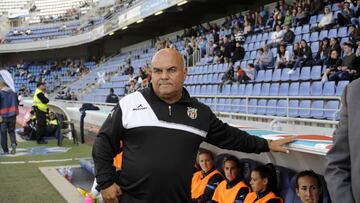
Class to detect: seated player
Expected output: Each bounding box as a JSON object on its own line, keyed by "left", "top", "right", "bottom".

{"left": 192, "top": 149, "right": 224, "bottom": 203}
{"left": 244, "top": 163, "right": 283, "bottom": 203}
{"left": 209, "top": 155, "right": 250, "bottom": 203}
{"left": 296, "top": 170, "right": 322, "bottom": 203}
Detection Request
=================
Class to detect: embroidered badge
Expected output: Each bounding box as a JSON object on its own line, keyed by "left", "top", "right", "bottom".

{"left": 187, "top": 107, "right": 198, "bottom": 119}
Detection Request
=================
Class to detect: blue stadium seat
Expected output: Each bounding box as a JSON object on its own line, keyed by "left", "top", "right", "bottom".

{"left": 256, "top": 33, "right": 263, "bottom": 42}
{"left": 211, "top": 85, "right": 219, "bottom": 95}
{"left": 338, "top": 26, "right": 348, "bottom": 38}
{"left": 323, "top": 81, "right": 335, "bottom": 96}
{"left": 300, "top": 66, "right": 311, "bottom": 81}
{"left": 310, "top": 65, "right": 322, "bottom": 80}
{"left": 239, "top": 99, "right": 247, "bottom": 113}
{"left": 200, "top": 85, "right": 206, "bottom": 95}
{"left": 311, "top": 41, "right": 320, "bottom": 53}
{"left": 309, "top": 15, "right": 317, "bottom": 24}
{"left": 252, "top": 83, "right": 262, "bottom": 96}
{"left": 248, "top": 99, "right": 257, "bottom": 114}
{"left": 311, "top": 100, "right": 324, "bottom": 118}
{"left": 272, "top": 68, "right": 282, "bottom": 82}
{"left": 332, "top": 3, "right": 340, "bottom": 11}
{"left": 262, "top": 32, "right": 269, "bottom": 41}
{"left": 328, "top": 28, "right": 337, "bottom": 38}
{"left": 195, "top": 85, "right": 201, "bottom": 95}
{"left": 269, "top": 83, "right": 280, "bottom": 96}
{"left": 276, "top": 100, "right": 287, "bottom": 116}
{"left": 299, "top": 82, "right": 311, "bottom": 96}
{"left": 289, "top": 100, "right": 299, "bottom": 117}
{"left": 257, "top": 99, "right": 267, "bottom": 115}
{"left": 319, "top": 30, "right": 328, "bottom": 40}
{"left": 239, "top": 84, "right": 246, "bottom": 95}
{"left": 261, "top": 83, "right": 270, "bottom": 96}
{"left": 231, "top": 99, "right": 241, "bottom": 113}
{"left": 218, "top": 98, "right": 226, "bottom": 112}
{"left": 250, "top": 51, "right": 257, "bottom": 60}
{"left": 279, "top": 83, "right": 289, "bottom": 96}
{"left": 248, "top": 43, "right": 254, "bottom": 51}
{"left": 294, "top": 34, "right": 302, "bottom": 43}
{"left": 290, "top": 68, "right": 300, "bottom": 81}
{"left": 325, "top": 100, "right": 340, "bottom": 120}
{"left": 224, "top": 99, "right": 232, "bottom": 112}
{"left": 302, "top": 24, "right": 310, "bottom": 34}
{"left": 309, "top": 32, "right": 319, "bottom": 42}
{"left": 230, "top": 84, "right": 239, "bottom": 95}
{"left": 238, "top": 158, "right": 261, "bottom": 184}
{"left": 336, "top": 81, "right": 349, "bottom": 96}
{"left": 223, "top": 84, "right": 231, "bottom": 95}
{"left": 302, "top": 33, "right": 310, "bottom": 42}
{"left": 294, "top": 26, "right": 302, "bottom": 35}
{"left": 299, "top": 100, "right": 311, "bottom": 118}
{"left": 264, "top": 69, "right": 273, "bottom": 82}
{"left": 289, "top": 82, "right": 300, "bottom": 96}
{"left": 281, "top": 68, "right": 291, "bottom": 81}
{"left": 255, "top": 70, "right": 265, "bottom": 82}
{"left": 266, "top": 99, "right": 277, "bottom": 116}
{"left": 245, "top": 84, "right": 253, "bottom": 96}
{"left": 310, "top": 81, "right": 323, "bottom": 96}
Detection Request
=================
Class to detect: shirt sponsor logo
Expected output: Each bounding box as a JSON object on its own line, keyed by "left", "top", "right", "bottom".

{"left": 133, "top": 104, "right": 148, "bottom": 111}
{"left": 187, "top": 107, "right": 198, "bottom": 119}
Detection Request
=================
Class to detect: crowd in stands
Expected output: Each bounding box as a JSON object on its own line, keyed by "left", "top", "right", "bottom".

{"left": 191, "top": 149, "right": 327, "bottom": 203}
{"left": 168, "top": 0, "right": 360, "bottom": 86}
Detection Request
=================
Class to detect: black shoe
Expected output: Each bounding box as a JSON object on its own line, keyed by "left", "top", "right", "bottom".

{"left": 37, "top": 140, "right": 48, "bottom": 144}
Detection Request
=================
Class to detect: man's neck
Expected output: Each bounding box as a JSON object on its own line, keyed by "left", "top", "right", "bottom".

{"left": 159, "top": 93, "right": 182, "bottom": 104}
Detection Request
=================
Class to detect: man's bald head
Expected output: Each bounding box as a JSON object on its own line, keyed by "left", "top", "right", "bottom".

{"left": 150, "top": 48, "right": 187, "bottom": 104}
{"left": 151, "top": 48, "right": 185, "bottom": 70}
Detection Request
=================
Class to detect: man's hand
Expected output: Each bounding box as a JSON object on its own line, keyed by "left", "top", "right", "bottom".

{"left": 268, "top": 136, "right": 296, "bottom": 153}
{"left": 101, "top": 183, "right": 122, "bottom": 203}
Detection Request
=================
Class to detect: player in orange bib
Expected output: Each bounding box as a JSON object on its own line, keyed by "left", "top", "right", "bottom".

{"left": 191, "top": 149, "right": 224, "bottom": 203}
{"left": 210, "top": 155, "right": 250, "bottom": 203}
{"left": 244, "top": 164, "right": 283, "bottom": 203}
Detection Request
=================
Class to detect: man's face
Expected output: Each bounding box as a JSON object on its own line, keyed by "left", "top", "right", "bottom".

{"left": 150, "top": 49, "right": 187, "bottom": 101}
{"left": 250, "top": 171, "right": 267, "bottom": 193}
{"left": 296, "top": 176, "right": 320, "bottom": 203}
{"left": 39, "top": 84, "right": 46, "bottom": 91}
{"left": 224, "top": 160, "right": 239, "bottom": 182}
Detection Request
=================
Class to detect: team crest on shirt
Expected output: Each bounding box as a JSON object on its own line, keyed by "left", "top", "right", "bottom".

{"left": 187, "top": 107, "right": 198, "bottom": 119}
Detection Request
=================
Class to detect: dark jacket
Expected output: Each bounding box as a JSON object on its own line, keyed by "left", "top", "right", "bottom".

{"left": 0, "top": 87, "right": 19, "bottom": 118}
{"left": 105, "top": 93, "right": 119, "bottom": 104}
{"left": 92, "top": 87, "right": 269, "bottom": 203}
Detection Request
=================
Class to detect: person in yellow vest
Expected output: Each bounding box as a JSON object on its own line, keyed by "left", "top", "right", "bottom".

{"left": 191, "top": 149, "right": 224, "bottom": 203}
{"left": 33, "top": 82, "right": 49, "bottom": 144}
{"left": 244, "top": 164, "right": 283, "bottom": 203}
{"left": 210, "top": 155, "right": 250, "bottom": 203}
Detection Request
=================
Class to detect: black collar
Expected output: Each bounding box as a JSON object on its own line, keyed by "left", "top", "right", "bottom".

{"left": 226, "top": 177, "right": 242, "bottom": 189}
{"left": 201, "top": 167, "right": 216, "bottom": 179}
{"left": 256, "top": 190, "right": 270, "bottom": 200}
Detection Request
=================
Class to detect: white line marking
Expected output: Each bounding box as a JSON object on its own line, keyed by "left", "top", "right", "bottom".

{"left": 0, "top": 157, "right": 91, "bottom": 164}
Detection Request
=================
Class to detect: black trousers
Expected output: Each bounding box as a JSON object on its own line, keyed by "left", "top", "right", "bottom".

{"left": 35, "top": 109, "right": 47, "bottom": 142}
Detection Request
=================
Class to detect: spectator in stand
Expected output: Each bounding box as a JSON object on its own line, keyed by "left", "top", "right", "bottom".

{"left": 329, "top": 42, "right": 356, "bottom": 82}
{"left": 282, "top": 25, "right": 295, "bottom": 45}
{"left": 271, "top": 25, "right": 284, "bottom": 45}
{"left": 231, "top": 42, "right": 245, "bottom": 62}
{"left": 243, "top": 20, "right": 252, "bottom": 35}
{"left": 291, "top": 7, "right": 298, "bottom": 27}
{"left": 220, "top": 63, "right": 235, "bottom": 90}
{"left": 323, "top": 49, "right": 342, "bottom": 82}
{"left": 311, "top": 6, "right": 333, "bottom": 31}
{"left": 212, "top": 29, "right": 219, "bottom": 44}
{"left": 105, "top": 88, "right": 119, "bottom": 104}
{"left": 337, "top": 1, "right": 354, "bottom": 26}
{"left": 255, "top": 45, "right": 274, "bottom": 71}
{"left": 314, "top": 37, "right": 331, "bottom": 65}
{"left": 275, "top": 44, "right": 290, "bottom": 69}
{"left": 349, "top": 25, "right": 360, "bottom": 45}
{"left": 351, "top": 0, "right": 360, "bottom": 26}
{"left": 235, "top": 65, "right": 251, "bottom": 83}
{"left": 330, "top": 37, "right": 342, "bottom": 56}
{"left": 246, "top": 63, "right": 256, "bottom": 80}
{"left": 273, "top": 12, "right": 284, "bottom": 30}
{"left": 294, "top": 6, "right": 309, "bottom": 26}
{"left": 282, "top": 10, "right": 293, "bottom": 26}
{"left": 288, "top": 39, "right": 313, "bottom": 74}
{"left": 70, "top": 91, "right": 78, "bottom": 101}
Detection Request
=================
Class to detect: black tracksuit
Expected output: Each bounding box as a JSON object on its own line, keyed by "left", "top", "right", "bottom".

{"left": 92, "top": 87, "right": 270, "bottom": 203}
